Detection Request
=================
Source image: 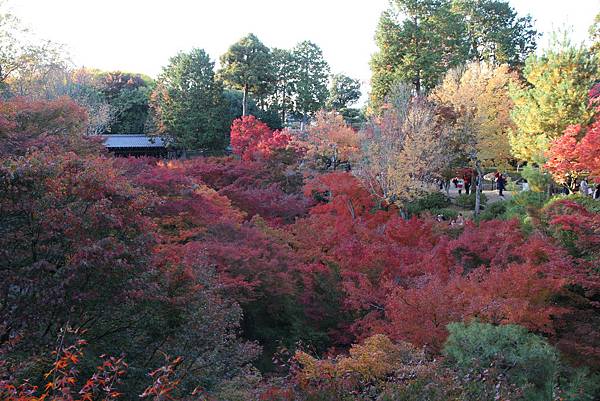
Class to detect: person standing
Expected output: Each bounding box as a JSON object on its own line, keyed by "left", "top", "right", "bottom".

{"left": 464, "top": 174, "right": 472, "bottom": 195}
{"left": 497, "top": 173, "right": 506, "bottom": 198}
{"left": 580, "top": 178, "right": 589, "bottom": 196}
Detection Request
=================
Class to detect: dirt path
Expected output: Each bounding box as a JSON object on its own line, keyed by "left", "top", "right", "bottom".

{"left": 445, "top": 187, "right": 513, "bottom": 204}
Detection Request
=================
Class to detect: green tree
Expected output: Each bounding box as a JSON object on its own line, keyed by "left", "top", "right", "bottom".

{"left": 509, "top": 38, "right": 598, "bottom": 162}
{"left": 223, "top": 88, "right": 282, "bottom": 130}
{"left": 219, "top": 33, "right": 273, "bottom": 117}
{"left": 370, "top": 0, "right": 468, "bottom": 109}
{"left": 269, "top": 48, "right": 296, "bottom": 124}
{"left": 454, "top": 0, "right": 538, "bottom": 68}
{"left": 98, "top": 71, "right": 154, "bottom": 134}
{"left": 151, "top": 48, "right": 227, "bottom": 151}
{"left": 326, "top": 73, "right": 361, "bottom": 111}
{"left": 291, "top": 40, "right": 330, "bottom": 124}
{"left": 444, "top": 322, "right": 559, "bottom": 401}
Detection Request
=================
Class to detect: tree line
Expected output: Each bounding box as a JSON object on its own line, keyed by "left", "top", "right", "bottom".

{"left": 0, "top": 11, "right": 362, "bottom": 151}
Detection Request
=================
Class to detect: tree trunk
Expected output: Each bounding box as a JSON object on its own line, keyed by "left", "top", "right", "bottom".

{"left": 242, "top": 84, "right": 248, "bottom": 116}
{"left": 474, "top": 160, "right": 484, "bottom": 217}
{"left": 281, "top": 91, "right": 286, "bottom": 125}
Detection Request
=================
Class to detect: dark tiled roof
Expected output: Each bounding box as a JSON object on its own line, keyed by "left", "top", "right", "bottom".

{"left": 102, "top": 135, "right": 165, "bottom": 148}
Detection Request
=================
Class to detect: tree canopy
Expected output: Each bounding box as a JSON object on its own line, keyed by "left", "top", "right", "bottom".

{"left": 219, "top": 33, "right": 273, "bottom": 117}
{"left": 151, "top": 48, "right": 227, "bottom": 151}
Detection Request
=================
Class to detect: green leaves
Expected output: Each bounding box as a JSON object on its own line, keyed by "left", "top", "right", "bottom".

{"left": 509, "top": 39, "right": 598, "bottom": 161}
{"left": 370, "top": 0, "right": 537, "bottom": 111}
{"left": 326, "top": 73, "right": 362, "bottom": 111}
{"left": 152, "top": 48, "right": 227, "bottom": 150}
{"left": 291, "top": 41, "right": 330, "bottom": 120}
{"left": 219, "top": 34, "right": 274, "bottom": 116}
{"left": 445, "top": 322, "right": 559, "bottom": 400}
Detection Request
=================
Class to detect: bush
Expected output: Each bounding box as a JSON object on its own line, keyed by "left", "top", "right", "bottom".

{"left": 444, "top": 322, "right": 559, "bottom": 401}
{"left": 548, "top": 193, "right": 600, "bottom": 214}
{"left": 478, "top": 201, "right": 507, "bottom": 221}
{"left": 503, "top": 190, "right": 548, "bottom": 225}
{"left": 521, "top": 164, "right": 552, "bottom": 193}
{"left": 406, "top": 192, "right": 450, "bottom": 216}
{"left": 454, "top": 192, "right": 487, "bottom": 209}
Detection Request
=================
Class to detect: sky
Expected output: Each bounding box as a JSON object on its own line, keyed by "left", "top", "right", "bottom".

{"left": 8, "top": 0, "right": 600, "bottom": 100}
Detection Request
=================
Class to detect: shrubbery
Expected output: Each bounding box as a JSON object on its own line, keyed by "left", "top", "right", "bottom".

{"left": 478, "top": 200, "right": 507, "bottom": 220}
{"left": 406, "top": 191, "right": 450, "bottom": 216}
{"left": 455, "top": 192, "right": 487, "bottom": 209}
{"left": 445, "top": 322, "right": 559, "bottom": 400}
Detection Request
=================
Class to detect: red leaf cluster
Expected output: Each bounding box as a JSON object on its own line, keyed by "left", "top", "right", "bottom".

{"left": 230, "top": 115, "right": 292, "bottom": 161}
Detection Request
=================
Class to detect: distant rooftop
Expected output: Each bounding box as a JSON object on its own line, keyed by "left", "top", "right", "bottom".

{"left": 102, "top": 134, "right": 165, "bottom": 148}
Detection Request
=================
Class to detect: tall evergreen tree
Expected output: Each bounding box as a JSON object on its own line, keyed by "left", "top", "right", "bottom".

{"left": 291, "top": 41, "right": 330, "bottom": 124}
{"left": 370, "top": 0, "right": 537, "bottom": 112}
{"left": 370, "top": 0, "right": 468, "bottom": 109}
{"left": 151, "top": 48, "right": 227, "bottom": 151}
{"left": 269, "top": 48, "right": 296, "bottom": 124}
{"left": 326, "top": 73, "right": 362, "bottom": 111}
{"left": 219, "top": 33, "right": 273, "bottom": 116}
{"left": 454, "top": 0, "right": 538, "bottom": 68}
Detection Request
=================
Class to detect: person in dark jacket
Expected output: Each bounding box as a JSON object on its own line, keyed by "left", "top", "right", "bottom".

{"left": 497, "top": 173, "right": 506, "bottom": 197}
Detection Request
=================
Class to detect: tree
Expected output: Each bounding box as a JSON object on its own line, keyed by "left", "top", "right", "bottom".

{"left": 370, "top": 0, "right": 537, "bottom": 111}
{"left": 98, "top": 71, "right": 153, "bottom": 134}
{"left": 357, "top": 83, "right": 453, "bottom": 210}
{"left": 509, "top": 38, "right": 598, "bottom": 162}
{"left": 230, "top": 115, "right": 291, "bottom": 161}
{"left": 453, "top": 0, "right": 538, "bottom": 68}
{"left": 223, "top": 88, "right": 282, "bottom": 130}
{"left": 590, "top": 12, "right": 600, "bottom": 57}
{"left": 0, "top": 150, "right": 154, "bottom": 364}
{"left": 444, "top": 322, "right": 559, "bottom": 400}
{"left": 326, "top": 73, "right": 361, "bottom": 111}
{"left": 304, "top": 110, "right": 359, "bottom": 171}
{"left": 370, "top": 0, "right": 468, "bottom": 108}
{"left": 0, "top": 2, "right": 65, "bottom": 92}
{"left": 432, "top": 62, "right": 518, "bottom": 215}
{"left": 546, "top": 86, "right": 600, "bottom": 187}
{"left": 269, "top": 48, "right": 296, "bottom": 124}
{"left": 151, "top": 48, "right": 227, "bottom": 151}
{"left": 291, "top": 41, "right": 330, "bottom": 124}
{"left": 0, "top": 96, "right": 97, "bottom": 156}
{"left": 219, "top": 34, "right": 273, "bottom": 117}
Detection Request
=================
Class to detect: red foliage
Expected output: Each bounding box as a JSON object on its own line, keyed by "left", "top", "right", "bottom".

{"left": 119, "top": 156, "right": 308, "bottom": 304}
{"left": 230, "top": 115, "right": 292, "bottom": 161}
{"left": 546, "top": 87, "right": 600, "bottom": 183}
{"left": 0, "top": 96, "right": 100, "bottom": 157}
{"left": 291, "top": 173, "right": 587, "bottom": 354}
{"left": 0, "top": 151, "right": 155, "bottom": 350}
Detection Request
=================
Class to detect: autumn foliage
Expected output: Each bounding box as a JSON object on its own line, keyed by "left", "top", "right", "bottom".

{"left": 230, "top": 115, "right": 293, "bottom": 161}
{"left": 546, "top": 84, "right": 600, "bottom": 185}
{"left": 2, "top": 95, "right": 600, "bottom": 400}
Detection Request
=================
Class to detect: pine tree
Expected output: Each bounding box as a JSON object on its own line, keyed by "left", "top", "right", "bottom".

{"left": 509, "top": 38, "right": 598, "bottom": 162}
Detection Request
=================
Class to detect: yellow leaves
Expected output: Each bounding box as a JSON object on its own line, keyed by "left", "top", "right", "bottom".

{"left": 432, "top": 62, "right": 516, "bottom": 167}
{"left": 294, "top": 334, "right": 428, "bottom": 385}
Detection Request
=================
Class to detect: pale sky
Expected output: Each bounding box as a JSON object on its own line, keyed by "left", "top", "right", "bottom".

{"left": 8, "top": 0, "right": 600, "bottom": 100}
